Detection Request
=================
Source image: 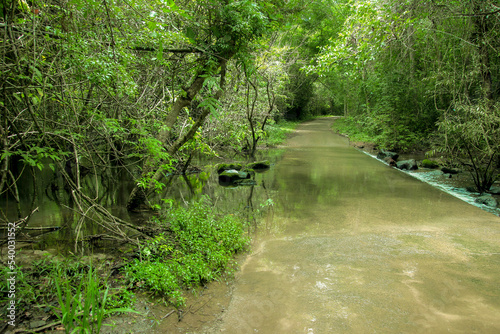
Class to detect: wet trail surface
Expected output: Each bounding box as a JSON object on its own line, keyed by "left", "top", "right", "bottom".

{"left": 204, "top": 118, "right": 500, "bottom": 333}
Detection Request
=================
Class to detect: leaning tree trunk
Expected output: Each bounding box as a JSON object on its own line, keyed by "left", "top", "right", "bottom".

{"left": 126, "top": 58, "right": 228, "bottom": 211}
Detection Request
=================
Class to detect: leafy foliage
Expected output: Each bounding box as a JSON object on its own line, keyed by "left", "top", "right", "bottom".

{"left": 1, "top": 0, "right": 294, "bottom": 230}
{"left": 123, "top": 196, "right": 249, "bottom": 307}
{"left": 308, "top": 0, "right": 500, "bottom": 158}
{"left": 53, "top": 264, "right": 138, "bottom": 334}
{"left": 262, "top": 120, "right": 301, "bottom": 147}
{"left": 0, "top": 258, "right": 136, "bottom": 332}
{"left": 437, "top": 101, "right": 500, "bottom": 192}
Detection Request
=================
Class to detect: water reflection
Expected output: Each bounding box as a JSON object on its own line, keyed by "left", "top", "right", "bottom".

{"left": 1, "top": 153, "right": 279, "bottom": 252}
{"left": 208, "top": 118, "right": 500, "bottom": 334}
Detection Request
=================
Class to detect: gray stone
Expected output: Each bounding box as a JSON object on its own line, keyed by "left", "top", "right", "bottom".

{"left": 219, "top": 169, "right": 251, "bottom": 185}
{"left": 30, "top": 320, "right": 46, "bottom": 329}
{"left": 488, "top": 186, "right": 500, "bottom": 195}
{"left": 220, "top": 169, "right": 240, "bottom": 177}
{"left": 216, "top": 163, "right": 242, "bottom": 174}
{"left": 475, "top": 195, "right": 497, "bottom": 207}
{"left": 247, "top": 160, "right": 271, "bottom": 170}
{"left": 377, "top": 150, "right": 399, "bottom": 161}
{"left": 396, "top": 159, "right": 418, "bottom": 170}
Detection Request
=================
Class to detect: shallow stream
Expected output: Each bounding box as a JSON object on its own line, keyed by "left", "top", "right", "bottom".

{"left": 200, "top": 118, "right": 500, "bottom": 333}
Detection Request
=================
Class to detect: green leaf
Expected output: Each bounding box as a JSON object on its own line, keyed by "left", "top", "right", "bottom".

{"left": 13, "top": 92, "right": 23, "bottom": 102}
{"left": 184, "top": 26, "right": 196, "bottom": 42}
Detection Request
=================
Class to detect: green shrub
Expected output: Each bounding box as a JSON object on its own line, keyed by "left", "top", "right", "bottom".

{"left": 333, "top": 116, "right": 426, "bottom": 151}
{"left": 422, "top": 159, "right": 439, "bottom": 169}
{"left": 123, "top": 196, "right": 249, "bottom": 307}
{"left": 53, "top": 264, "right": 139, "bottom": 334}
{"left": 332, "top": 117, "right": 374, "bottom": 143}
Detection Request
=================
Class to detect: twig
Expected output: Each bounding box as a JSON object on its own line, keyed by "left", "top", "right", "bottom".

{"left": 161, "top": 309, "right": 176, "bottom": 319}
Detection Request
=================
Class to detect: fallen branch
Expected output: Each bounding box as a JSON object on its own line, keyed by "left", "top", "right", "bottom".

{"left": 12, "top": 320, "right": 62, "bottom": 333}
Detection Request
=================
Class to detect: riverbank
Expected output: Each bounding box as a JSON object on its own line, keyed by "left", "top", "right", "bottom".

{"left": 0, "top": 197, "right": 249, "bottom": 334}
{"left": 346, "top": 139, "right": 500, "bottom": 217}
{"left": 0, "top": 119, "right": 300, "bottom": 333}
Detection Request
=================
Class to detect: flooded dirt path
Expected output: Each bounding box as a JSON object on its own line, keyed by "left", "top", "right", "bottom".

{"left": 203, "top": 118, "right": 500, "bottom": 333}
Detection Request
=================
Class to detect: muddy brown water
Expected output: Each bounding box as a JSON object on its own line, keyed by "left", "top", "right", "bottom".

{"left": 196, "top": 118, "right": 500, "bottom": 333}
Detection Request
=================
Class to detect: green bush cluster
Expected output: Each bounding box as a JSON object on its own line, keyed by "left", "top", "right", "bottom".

{"left": 54, "top": 265, "right": 138, "bottom": 334}
{"left": 123, "top": 196, "right": 249, "bottom": 307}
{"left": 333, "top": 116, "right": 426, "bottom": 151}
{"left": 332, "top": 117, "right": 374, "bottom": 143}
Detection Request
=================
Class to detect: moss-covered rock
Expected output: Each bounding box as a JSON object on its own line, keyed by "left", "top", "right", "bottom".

{"left": 396, "top": 159, "right": 418, "bottom": 170}
{"left": 218, "top": 169, "right": 251, "bottom": 185}
{"left": 422, "top": 159, "right": 439, "bottom": 169}
{"left": 233, "top": 179, "right": 257, "bottom": 186}
{"left": 247, "top": 160, "right": 270, "bottom": 171}
{"left": 442, "top": 167, "right": 459, "bottom": 175}
{"left": 216, "top": 163, "right": 242, "bottom": 174}
{"left": 216, "top": 161, "right": 268, "bottom": 186}
{"left": 241, "top": 167, "right": 255, "bottom": 177}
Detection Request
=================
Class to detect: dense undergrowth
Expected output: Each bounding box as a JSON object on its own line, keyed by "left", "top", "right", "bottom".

{"left": 332, "top": 116, "right": 429, "bottom": 152}
{"left": 1, "top": 196, "right": 249, "bottom": 332}
{"left": 123, "top": 196, "right": 249, "bottom": 308}
{"left": 0, "top": 258, "right": 136, "bottom": 333}
{"left": 262, "top": 120, "right": 301, "bottom": 147}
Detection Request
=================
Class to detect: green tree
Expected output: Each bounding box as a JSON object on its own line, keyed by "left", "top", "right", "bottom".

{"left": 435, "top": 0, "right": 500, "bottom": 192}
{"left": 126, "top": 0, "right": 281, "bottom": 210}
{"left": 0, "top": 0, "right": 288, "bottom": 243}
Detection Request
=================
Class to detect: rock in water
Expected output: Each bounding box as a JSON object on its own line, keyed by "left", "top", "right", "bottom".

{"left": 396, "top": 159, "right": 418, "bottom": 170}
{"left": 377, "top": 150, "right": 399, "bottom": 161}
{"left": 441, "top": 167, "right": 459, "bottom": 175}
{"left": 219, "top": 169, "right": 251, "bottom": 185}
{"left": 475, "top": 195, "right": 498, "bottom": 208}
{"left": 489, "top": 186, "right": 500, "bottom": 195}
{"left": 247, "top": 160, "right": 271, "bottom": 171}
{"left": 384, "top": 157, "right": 396, "bottom": 166}
{"left": 216, "top": 163, "right": 242, "bottom": 174}
{"left": 422, "top": 159, "right": 439, "bottom": 169}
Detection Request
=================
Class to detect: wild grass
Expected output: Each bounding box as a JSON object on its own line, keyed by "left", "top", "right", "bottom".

{"left": 0, "top": 258, "right": 137, "bottom": 333}
{"left": 53, "top": 264, "right": 139, "bottom": 333}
